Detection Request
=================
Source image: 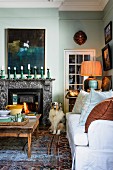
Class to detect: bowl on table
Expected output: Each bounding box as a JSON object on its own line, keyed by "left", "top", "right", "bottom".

{"left": 6, "top": 105, "right": 23, "bottom": 116}
{"left": 0, "top": 110, "right": 11, "bottom": 117}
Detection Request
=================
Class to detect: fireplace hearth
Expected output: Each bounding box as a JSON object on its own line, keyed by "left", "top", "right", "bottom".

{"left": 0, "top": 79, "right": 55, "bottom": 126}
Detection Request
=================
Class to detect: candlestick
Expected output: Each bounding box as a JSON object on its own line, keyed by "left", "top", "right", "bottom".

{"left": 14, "top": 67, "right": 16, "bottom": 79}
{"left": 28, "top": 64, "right": 30, "bottom": 70}
{"left": 40, "top": 66, "right": 44, "bottom": 78}
{"left": 21, "top": 70, "right": 23, "bottom": 79}
{"left": 8, "top": 67, "right": 11, "bottom": 79}
{"left": 47, "top": 68, "right": 50, "bottom": 79}
{"left": 34, "top": 66, "right": 37, "bottom": 79}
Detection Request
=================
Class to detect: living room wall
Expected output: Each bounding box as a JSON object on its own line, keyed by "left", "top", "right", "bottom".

{"left": 0, "top": 8, "right": 60, "bottom": 101}
{"left": 0, "top": 8, "right": 106, "bottom": 105}
{"left": 59, "top": 11, "right": 104, "bottom": 105}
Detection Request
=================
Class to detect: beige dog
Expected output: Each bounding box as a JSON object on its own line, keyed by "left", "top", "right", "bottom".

{"left": 48, "top": 102, "right": 65, "bottom": 135}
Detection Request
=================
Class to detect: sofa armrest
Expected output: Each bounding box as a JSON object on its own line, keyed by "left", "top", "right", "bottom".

{"left": 88, "top": 120, "right": 113, "bottom": 149}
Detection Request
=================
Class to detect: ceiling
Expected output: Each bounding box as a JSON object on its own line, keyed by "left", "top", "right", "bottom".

{"left": 0, "top": 0, "right": 109, "bottom": 11}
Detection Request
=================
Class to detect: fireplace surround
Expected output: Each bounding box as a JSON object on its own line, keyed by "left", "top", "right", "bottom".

{"left": 0, "top": 79, "right": 55, "bottom": 126}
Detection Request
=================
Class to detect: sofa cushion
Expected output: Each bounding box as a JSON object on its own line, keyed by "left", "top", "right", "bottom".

{"left": 85, "top": 98, "right": 113, "bottom": 133}
{"left": 66, "top": 114, "right": 88, "bottom": 146}
{"left": 79, "top": 89, "right": 113, "bottom": 126}
{"left": 72, "top": 90, "right": 89, "bottom": 113}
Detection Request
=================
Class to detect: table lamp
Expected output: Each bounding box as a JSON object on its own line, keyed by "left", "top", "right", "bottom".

{"left": 81, "top": 61, "right": 102, "bottom": 91}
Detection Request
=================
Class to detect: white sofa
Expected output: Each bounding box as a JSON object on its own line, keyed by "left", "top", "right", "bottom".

{"left": 66, "top": 89, "right": 113, "bottom": 170}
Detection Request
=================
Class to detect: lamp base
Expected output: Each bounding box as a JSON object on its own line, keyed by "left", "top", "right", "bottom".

{"left": 89, "top": 80, "right": 98, "bottom": 90}
{"left": 84, "top": 77, "right": 98, "bottom": 91}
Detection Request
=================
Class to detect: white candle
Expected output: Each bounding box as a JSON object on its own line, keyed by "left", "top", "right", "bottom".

{"left": 14, "top": 67, "right": 16, "bottom": 70}
{"left": 41, "top": 66, "right": 43, "bottom": 69}
{"left": 1, "top": 66, "right": 4, "bottom": 70}
{"left": 8, "top": 67, "right": 10, "bottom": 70}
{"left": 34, "top": 66, "right": 37, "bottom": 69}
{"left": 21, "top": 66, "right": 23, "bottom": 70}
{"left": 28, "top": 64, "right": 30, "bottom": 70}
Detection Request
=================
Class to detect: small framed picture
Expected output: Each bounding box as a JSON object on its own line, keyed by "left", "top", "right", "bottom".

{"left": 102, "top": 44, "right": 112, "bottom": 71}
{"left": 104, "top": 21, "right": 112, "bottom": 44}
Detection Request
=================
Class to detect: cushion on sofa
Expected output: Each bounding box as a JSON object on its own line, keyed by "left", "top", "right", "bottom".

{"left": 85, "top": 98, "right": 113, "bottom": 133}
{"left": 72, "top": 90, "right": 89, "bottom": 113}
{"left": 79, "top": 89, "right": 113, "bottom": 126}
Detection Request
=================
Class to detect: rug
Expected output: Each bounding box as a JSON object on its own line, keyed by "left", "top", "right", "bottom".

{"left": 0, "top": 129, "right": 72, "bottom": 170}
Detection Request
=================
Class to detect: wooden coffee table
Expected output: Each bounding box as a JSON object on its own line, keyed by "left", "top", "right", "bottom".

{"left": 0, "top": 115, "right": 41, "bottom": 158}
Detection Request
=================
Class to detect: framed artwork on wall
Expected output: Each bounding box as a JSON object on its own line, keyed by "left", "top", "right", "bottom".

{"left": 102, "top": 44, "right": 112, "bottom": 71}
{"left": 6, "top": 29, "right": 45, "bottom": 74}
{"left": 104, "top": 21, "right": 112, "bottom": 44}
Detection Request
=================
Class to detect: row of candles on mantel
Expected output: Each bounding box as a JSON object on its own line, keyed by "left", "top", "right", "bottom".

{"left": 0, "top": 64, "right": 51, "bottom": 79}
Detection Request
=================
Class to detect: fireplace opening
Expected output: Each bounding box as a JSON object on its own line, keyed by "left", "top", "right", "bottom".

{"left": 8, "top": 89, "right": 43, "bottom": 115}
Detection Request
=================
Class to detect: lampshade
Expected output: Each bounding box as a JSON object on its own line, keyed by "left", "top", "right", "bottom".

{"left": 81, "top": 61, "right": 102, "bottom": 76}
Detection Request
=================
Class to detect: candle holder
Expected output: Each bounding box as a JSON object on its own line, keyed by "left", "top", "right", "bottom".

{"left": 46, "top": 68, "right": 50, "bottom": 79}
{"left": 34, "top": 67, "right": 37, "bottom": 79}
{"left": 14, "top": 69, "right": 16, "bottom": 80}
{"left": 20, "top": 70, "right": 24, "bottom": 79}
{"left": 26, "top": 69, "right": 32, "bottom": 79}
{"left": 8, "top": 68, "right": 11, "bottom": 79}
{"left": 0, "top": 70, "right": 5, "bottom": 79}
{"left": 40, "top": 67, "right": 44, "bottom": 79}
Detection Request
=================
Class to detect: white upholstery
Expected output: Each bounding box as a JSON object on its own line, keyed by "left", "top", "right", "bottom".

{"left": 66, "top": 113, "right": 113, "bottom": 170}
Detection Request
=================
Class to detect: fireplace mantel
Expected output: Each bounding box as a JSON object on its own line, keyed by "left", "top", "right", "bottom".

{"left": 0, "top": 78, "right": 55, "bottom": 126}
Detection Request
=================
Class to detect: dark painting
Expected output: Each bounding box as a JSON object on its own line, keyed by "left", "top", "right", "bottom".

{"left": 6, "top": 29, "right": 45, "bottom": 74}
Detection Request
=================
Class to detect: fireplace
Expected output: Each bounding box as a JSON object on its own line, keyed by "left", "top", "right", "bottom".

{"left": 8, "top": 88, "right": 43, "bottom": 114}
{"left": 0, "top": 79, "right": 55, "bottom": 126}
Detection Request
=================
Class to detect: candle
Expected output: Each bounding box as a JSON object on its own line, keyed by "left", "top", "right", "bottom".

{"left": 28, "top": 64, "right": 30, "bottom": 70}
{"left": 41, "top": 66, "right": 43, "bottom": 69}
{"left": 8, "top": 67, "right": 10, "bottom": 70}
{"left": 14, "top": 67, "right": 16, "bottom": 70}
{"left": 21, "top": 66, "right": 23, "bottom": 70}
{"left": 1, "top": 66, "right": 4, "bottom": 70}
{"left": 34, "top": 66, "right": 37, "bottom": 69}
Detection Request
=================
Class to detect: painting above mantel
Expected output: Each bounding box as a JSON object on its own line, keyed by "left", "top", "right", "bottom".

{"left": 6, "top": 28, "right": 45, "bottom": 74}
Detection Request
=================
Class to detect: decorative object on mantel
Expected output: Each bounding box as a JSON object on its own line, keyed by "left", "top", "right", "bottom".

{"left": 73, "top": 30, "right": 87, "bottom": 45}
{"left": 40, "top": 66, "right": 44, "bottom": 78}
{"left": 81, "top": 61, "right": 102, "bottom": 91}
{"left": 0, "top": 66, "right": 5, "bottom": 79}
{"left": 13, "top": 67, "right": 16, "bottom": 80}
{"left": 34, "top": 66, "right": 37, "bottom": 79}
{"left": 20, "top": 66, "right": 24, "bottom": 79}
{"left": 26, "top": 64, "right": 32, "bottom": 79}
{"left": 8, "top": 67, "right": 11, "bottom": 79}
{"left": 46, "top": 68, "right": 51, "bottom": 79}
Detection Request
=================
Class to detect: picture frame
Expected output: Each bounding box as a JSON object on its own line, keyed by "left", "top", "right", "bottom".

{"left": 6, "top": 29, "right": 45, "bottom": 74}
{"left": 102, "top": 44, "right": 112, "bottom": 71}
{"left": 104, "top": 21, "right": 112, "bottom": 44}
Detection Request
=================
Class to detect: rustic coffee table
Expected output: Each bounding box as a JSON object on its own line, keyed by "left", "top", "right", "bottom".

{"left": 0, "top": 115, "right": 41, "bottom": 158}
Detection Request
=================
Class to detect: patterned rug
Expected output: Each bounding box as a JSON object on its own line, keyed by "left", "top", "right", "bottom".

{"left": 0, "top": 129, "right": 72, "bottom": 170}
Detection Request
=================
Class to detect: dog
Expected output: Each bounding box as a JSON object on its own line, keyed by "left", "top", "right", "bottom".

{"left": 48, "top": 102, "right": 65, "bottom": 135}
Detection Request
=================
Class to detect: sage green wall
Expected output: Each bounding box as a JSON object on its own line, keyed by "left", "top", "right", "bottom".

{"left": 103, "top": 0, "right": 113, "bottom": 82}
{"left": 59, "top": 11, "right": 104, "bottom": 105}
{"left": 0, "top": 8, "right": 60, "bottom": 101}
{"left": 0, "top": 8, "right": 106, "bottom": 106}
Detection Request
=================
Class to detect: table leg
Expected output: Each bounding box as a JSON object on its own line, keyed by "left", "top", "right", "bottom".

{"left": 28, "top": 133, "right": 32, "bottom": 158}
